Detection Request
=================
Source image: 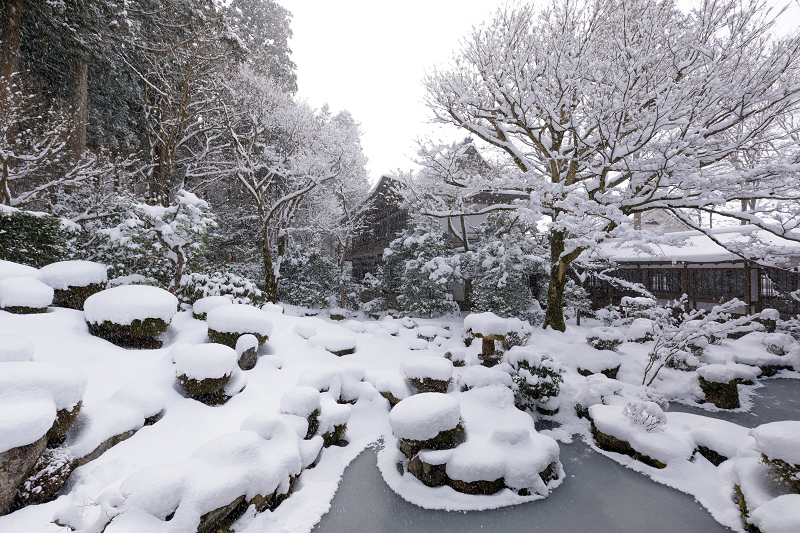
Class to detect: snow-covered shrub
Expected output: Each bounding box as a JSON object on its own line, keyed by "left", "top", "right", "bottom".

{"left": 84, "top": 285, "right": 178, "bottom": 349}
{"left": 622, "top": 401, "right": 667, "bottom": 433}
{"left": 317, "top": 396, "right": 351, "bottom": 447}
{"left": 761, "top": 332, "right": 796, "bottom": 356}
{"left": 38, "top": 260, "right": 107, "bottom": 309}
{"left": 280, "top": 387, "right": 322, "bottom": 440}
{"left": 757, "top": 308, "right": 780, "bottom": 333}
{"left": 191, "top": 295, "right": 232, "bottom": 320}
{"left": 174, "top": 344, "right": 238, "bottom": 405}
{"left": 401, "top": 356, "right": 454, "bottom": 393}
{"left": 505, "top": 346, "right": 565, "bottom": 414}
{"left": 585, "top": 327, "right": 624, "bottom": 351}
{"left": 0, "top": 206, "right": 76, "bottom": 268}
{"left": 751, "top": 421, "right": 800, "bottom": 494}
{"left": 595, "top": 305, "right": 622, "bottom": 327}
{"left": 177, "top": 270, "right": 265, "bottom": 308}
{"left": 458, "top": 364, "right": 513, "bottom": 391}
{"left": 277, "top": 245, "right": 339, "bottom": 309}
{"left": 307, "top": 334, "right": 357, "bottom": 356}
{"left": 382, "top": 218, "right": 460, "bottom": 318}
{"left": 501, "top": 317, "right": 534, "bottom": 350}
{"left": 0, "top": 276, "right": 54, "bottom": 314}
{"left": 444, "top": 348, "right": 466, "bottom": 367}
{"left": 626, "top": 318, "right": 654, "bottom": 343}
{"left": 777, "top": 315, "right": 800, "bottom": 341}
{"left": 389, "top": 392, "right": 465, "bottom": 459}
{"left": 206, "top": 304, "right": 273, "bottom": 348}
{"left": 375, "top": 373, "right": 412, "bottom": 407}
{"left": 563, "top": 279, "right": 592, "bottom": 324}
{"left": 461, "top": 213, "right": 547, "bottom": 323}
{"left": 296, "top": 363, "right": 370, "bottom": 405}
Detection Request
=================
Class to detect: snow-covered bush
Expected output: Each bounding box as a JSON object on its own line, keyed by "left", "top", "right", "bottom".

{"left": 622, "top": 401, "right": 667, "bottom": 433}
{"left": 626, "top": 318, "right": 655, "bottom": 343}
{"left": 191, "top": 295, "right": 232, "bottom": 320}
{"left": 505, "top": 346, "right": 565, "bottom": 414}
{"left": 563, "top": 279, "right": 592, "bottom": 324}
{"left": 401, "top": 356, "right": 454, "bottom": 393}
{"left": 382, "top": 218, "right": 460, "bottom": 318}
{"left": 206, "top": 304, "right": 273, "bottom": 348}
{"left": 38, "top": 260, "right": 107, "bottom": 309}
{"left": 0, "top": 276, "right": 54, "bottom": 314}
{"left": 459, "top": 364, "right": 513, "bottom": 391}
{"left": 280, "top": 387, "right": 322, "bottom": 439}
{"left": 777, "top": 315, "right": 800, "bottom": 341}
{"left": 174, "top": 344, "right": 238, "bottom": 405}
{"left": 0, "top": 206, "right": 76, "bottom": 268}
{"left": 751, "top": 421, "right": 800, "bottom": 494}
{"left": 501, "top": 317, "right": 534, "bottom": 350}
{"left": 585, "top": 327, "right": 624, "bottom": 351}
{"left": 277, "top": 245, "right": 340, "bottom": 309}
{"left": 761, "top": 332, "right": 796, "bottom": 356}
{"left": 84, "top": 285, "right": 178, "bottom": 349}
{"left": 178, "top": 270, "right": 265, "bottom": 308}
{"left": 595, "top": 305, "right": 622, "bottom": 327}
{"left": 444, "top": 348, "right": 466, "bottom": 367}
{"left": 389, "top": 392, "right": 465, "bottom": 459}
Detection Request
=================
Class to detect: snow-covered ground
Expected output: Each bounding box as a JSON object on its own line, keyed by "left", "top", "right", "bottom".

{"left": 2, "top": 298, "right": 799, "bottom": 533}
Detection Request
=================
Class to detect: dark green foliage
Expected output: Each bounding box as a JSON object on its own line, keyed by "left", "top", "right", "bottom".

{"left": 177, "top": 374, "right": 232, "bottom": 406}
{"left": 207, "top": 329, "right": 267, "bottom": 350}
{"left": 305, "top": 409, "right": 320, "bottom": 440}
{"left": 52, "top": 283, "right": 104, "bottom": 310}
{"left": 177, "top": 271, "right": 266, "bottom": 307}
{"left": 277, "top": 246, "right": 339, "bottom": 309}
{"left": 761, "top": 453, "right": 800, "bottom": 494}
{"left": 87, "top": 318, "right": 169, "bottom": 349}
{"left": 510, "top": 358, "right": 564, "bottom": 411}
{"left": 698, "top": 376, "right": 740, "bottom": 409}
{"left": 0, "top": 209, "right": 74, "bottom": 268}
{"left": 577, "top": 365, "right": 621, "bottom": 380}
{"left": 697, "top": 446, "right": 728, "bottom": 467}
{"left": 0, "top": 305, "right": 48, "bottom": 315}
{"left": 322, "top": 424, "right": 347, "bottom": 448}
{"left": 399, "top": 421, "right": 466, "bottom": 460}
{"left": 408, "top": 377, "right": 451, "bottom": 394}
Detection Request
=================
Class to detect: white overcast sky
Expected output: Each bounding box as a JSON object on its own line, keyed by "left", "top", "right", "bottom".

{"left": 279, "top": 1, "right": 509, "bottom": 180}
{"left": 279, "top": 1, "right": 799, "bottom": 181}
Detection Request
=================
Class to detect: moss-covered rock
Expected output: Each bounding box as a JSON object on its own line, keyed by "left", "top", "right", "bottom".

{"left": 408, "top": 377, "right": 450, "bottom": 394}
{"left": 207, "top": 329, "right": 268, "bottom": 350}
{"left": 696, "top": 446, "right": 728, "bottom": 466}
{"left": 399, "top": 422, "right": 466, "bottom": 460}
{"left": 1, "top": 305, "right": 48, "bottom": 315}
{"left": 237, "top": 347, "right": 258, "bottom": 371}
{"left": 52, "top": 283, "right": 105, "bottom": 310}
{"left": 322, "top": 424, "right": 348, "bottom": 448}
{"left": 177, "top": 374, "right": 232, "bottom": 406}
{"left": 698, "top": 376, "right": 740, "bottom": 409}
{"left": 577, "top": 364, "right": 620, "bottom": 380}
{"left": 0, "top": 434, "right": 48, "bottom": 516}
{"left": 448, "top": 476, "right": 505, "bottom": 495}
{"left": 762, "top": 453, "right": 800, "bottom": 494}
{"left": 87, "top": 318, "right": 169, "bottom": 349}
{"left": 380, "top": 391, "right": 403, "bottom": 408}
{"left": 47, "top": 401, "right": 82, "bottom": 447}
{"left": 591, "top": 420, "right": 666, "bottom": 469}
{"left": 11, "top": 447, "right": 74, "bottom": 511}
{"left": 408, "top": 455, "right": 448, "bottom": 487}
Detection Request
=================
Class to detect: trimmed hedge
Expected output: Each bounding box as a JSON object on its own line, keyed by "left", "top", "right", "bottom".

{"left": 0, "top": 208, "right": 74, "bottom": 268}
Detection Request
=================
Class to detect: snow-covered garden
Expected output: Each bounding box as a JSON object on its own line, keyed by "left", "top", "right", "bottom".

{"left": 1, "top": 258, "right": 799, "bottom": 533}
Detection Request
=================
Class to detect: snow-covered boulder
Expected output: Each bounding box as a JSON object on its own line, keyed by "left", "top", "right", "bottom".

{"left": 38, "top": 260, "right": 107, "bottom": 309}
{"left": 0, "top": 334, "right": 34, "bottom": 362}
{"left": 375, "top": 372, "right": 412, "bottom": 407}
{"left": 261, "top": 302, "right": 284, "bottom": 314}
{"left": 586, "top": 327, "right": 624, "bottom": 351}
{"left": 697, "top": 363, "right": 760, "bottom": 409}
{"left": 401, "top": 356, "right": 454, "bottom": 393}
{"left": 750, "top": 421, "right": 800, "bottom": 494}
{"left": 307, "top": 334, "right": 356, "bottom": 356}
{"left": 280, "top": 387, "right": 321, "bottom": 440}
{"left": 206, "top": 304, "right": 273, "bottom": 348}
{"left": 317, "top": 395, "right": 351, "bottom": 447}
{"left": 293, "top": 321, "right": 317, "bottom": 340}
{"left": 296, "top": 363, "right": 371, "bottom": 404}
{"left": 235, "top": 333, "right": 259, "bottom": 370}
{"left": 625, "top": 318, "right": 654, "bottom": 343}
{"left": 84, "top": 285, "right": 178, "bottom": 349}
{"left": 0, "top": 260, "right": 39, "bottom": 281}
{"left": 407, "top": 338, "right": 428, "bottom": 351}
{"left": 748, "top": 494, "right": 800, "bottom": 533}
{"left": 417, "top": 325, "right": 438, "bottom": 341}
{"left": 761, "top": 332, "right": 796, "bottom": 356}
{"left": 174, "top": 343, "right": 238, "bottom": 405}
{"left": 444, "top": 348, "right": 466, "bottom": 367}
{"left": 390, "top": 392, "right": 464, "bottom": 459}
{"left": 0, "top": 276, "right": 53, "bottom": 314}
{"left": 191, "top": 295, "right": 231, "bottom": 320}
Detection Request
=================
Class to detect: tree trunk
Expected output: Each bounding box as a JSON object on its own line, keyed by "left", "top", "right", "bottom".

{"left": 262, "top": 226, "right": 277, "bottom": 302}
{"left": 543, "top": 230, "right": 569, "bottom": 332}
{"left": 67, "top": 59, "right": 88, "bottom": 161}
{"left": 0, "top": 0, "right": 22, "bottom": 90}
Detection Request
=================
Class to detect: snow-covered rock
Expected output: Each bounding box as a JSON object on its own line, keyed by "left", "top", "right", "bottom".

{"left": 235, "top": 333, "right": 259, "bottom": 370}
{"left": 261, "top": 302, "right": 284, "bottom": 314}
{"left": 459, "top": 365, "right": 513, "bottom": 391}
{"left": 401, "top": 356, "right": 453, "bottom": 382}
{"left": 750, "top": 421, "right": 800, "bottom": 465}
{"left": 280, "top": 387, "right": 321, "bottom": 419}
{"left": 293, "top": 322, "right": 317, "bottom": 340}
{"left": 0, "top": 334, "right": 34, "bottom": 362}
{"left": 38, "top": 261, "right": 107, "bottom": 290}
{"left": 696, "top": 363, "right": 760, "bottom": 383}
{"left": 586, "top": 327, "right": 625, "bottom": 351}
{"left": 307, "top": 334, "right": 357, "bottom": 356}
{"left": 748, "top": 494, "right": 800, "bottom": 533}
{"left": 625, "top": 318, "right": 654, "bottom": 343}
{"left": 389, "top": 392, "right": 461, "bottom": 441}
{"left": 0, "top": 277, "right": 54, "bottom": 310}
{"left": 408, "top": 338, "right": 429, "bottom": 350}
{"left": 761, "top": 332, "right": 796, "bottom": 356}
{"left": 84, "top": 285, "right": 178, "bottom": 325}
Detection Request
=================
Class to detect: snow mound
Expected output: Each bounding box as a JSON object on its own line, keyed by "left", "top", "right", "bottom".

{"left": 749, "top": 494, "right": 800, "bottom": 533}
{"left": 261, "top": 302, "right": 284, "bottom": 314}
{"left": 459, "top": 365, "right": 513, "bottom": 390}
{"left": 464, "top": 312, "right": 508, "bottom": 337}
{"left": 0, "top": 276, "right": 54, "bottom": 308}
{"left": 293, "top": 322, "right": 317, "bottom": 340}
{"left": 0, "top": 260, "right": 39, "bottom": 281}
{"left": 587, "top": 326, "right": 625, "bottom": 343}
{"left": 750, "top": 421, "right": 800, "bottom": 464}
{"left": 407, "top": 338, "right": 429, "bottom": 350}
{"left": 375, "top": 373, "right": 412, "bottom": 400}
{"left": 0, "top": 334, "right": 35, "bottom": 362}
{"left": 761, "top": 332, "right": 796, "bottom": 355}
{"left": 280, "top": 387, "right": 321, "bottom": 418}
{"left": 296, "top": 363, "right": 368, "bottom": 403}
{"left": 389, "top": 392, "right": 461, "bottom": 441}
{"left": 38, "top": 260, "right": 107, "bottom": 290}
{"left": 0, "top": 398, "right": 56, "bottom": 452}
{"left": 173, "top": 343, "right": 238, "bottom": 380}
{"left": 401, "top": 356, "right": 453, "bottom": 381}
{"left": 378, "top": 320, "right": 400, "bottom": 335}
{"left": 206, "top": 304, "right": 273, "bottom": 337}
{"left": 318, "top": 395, "right": 352, "bottom": 434}
{"left": 343, "top": 320, "right": 365, "bottom": 333}
{"left": 625, "top": 318, "right": 654, "bottom": 342}
{"left": 192, "top": 295, "right": 231, "bottom": 317}
{"left": 307, "top": 334, "right": 357, "bottom": 355}
{"left": 84, "top": 285, "right": 178, "bottom": 325}
{"left": 697, "top": 363, "right": 760, "bottom": 383}
{"left": 417, "top": 325, "right": 438, "bottom": 339}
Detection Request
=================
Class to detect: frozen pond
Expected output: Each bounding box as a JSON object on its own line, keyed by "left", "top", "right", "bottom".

{"left": 314, "top": 378, "right": 799, "bottom": 533}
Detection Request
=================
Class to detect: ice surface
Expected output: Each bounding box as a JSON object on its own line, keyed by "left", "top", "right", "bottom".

{"left": 38, "top": 260, "right": 107, "bottom": 290}
{"left": 0, "top": 276, "right": 54, "bottom": 308}
{"left": 389, "top": 392, "right": 461, "bottom": 440}
{"left": 280, "top": 387, "right": 321, "bottom": 418}
{"left": 206, "top": 304, "right": 273, "bottom": 337}
{"left": 748, "top": 494, "right": 800, "bottom": 533}
{"left": 750, "top": 421, "right": 800, "bottom": 464}
{"left": 401, "top": 356, "right": 453, "bottom": 381}
{"left": 0, "top": 260, "right": 39, "bottom": 281}
{"left": 0, "top": 334, "right": 34, "bottom": 361}
{"left": 191, "top": 295, "right": 231, "bottom": 316}
{"left": 463, "top": 312, "right": 508, "bottom": 337}
{"left": 84, "top": 285, "right": 178, "bottom": 325}
{"left": 173, "top": 343, "right": 238, "bottom": 380}
{"left": 696, "top": 363, "right": 760, "bottom": 383}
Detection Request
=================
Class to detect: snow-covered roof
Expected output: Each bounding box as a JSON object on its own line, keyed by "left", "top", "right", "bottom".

{"left": 594, "top": 225, "right": 800, "bottom": 264}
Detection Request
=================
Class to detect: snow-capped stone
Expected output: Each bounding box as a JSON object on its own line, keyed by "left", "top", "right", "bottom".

{"left": 750, "top": 421, "right": 800, "bottom": 464}
{"left": 696, "top": 363, "right": 760, "bottom": 383}
{"left": 378, "top": 320, "right": 400, "bottom": 336}
{"left": 343, "top": 320, "right": 365, "bottom": 333}
{"left": 293, "top": 322, "right": 317, "bottom": 340}
{"left": 84, "top": 285, "right": 178, "bottom": 325}
{"left": 173, "top": 344, "right": 238, "bottom": 380}
{"left": 38, "top": 260, "right": 107, "bottom": 290}
{"left": 317, "top": 396, "right": 351, "bottom": 434}
{"left": 389, "top": 392, "right": 461, "bottom": 441}
{"left": 625, "top": 318, "right": 654, "bottom": 342}
{"left": 748, "top": 494, "right": 800, "bottom": 533}
{"left": 0, "top": 260, "right": 39, "bottom": 281}
{"left": 206, "top": 304, "right": 273, "bottom": 337}
{"left": 417, "top": 325, "right": 438, "bottom": 340}
{"left": 0, "top": 277, "right": 54, "bottom": 308}
{"left": 761, "top": 332, "right": 796, "bottom": 355}
{"left": 235, "top": 334, "right": 259, "bottom": 356}
{"left": 463, "top": 312, "right": 509, "bottom": 337}
{"left": 192, "top": 295, "right": 231, "bottom": 317}
{"left": 109, "top": 383, "right": 166, "bottom": 421}
{"left": 280, "top": 387, "right": 321, "bottom": 418}
{"left": 459, "top": 365, "right": 513, "bottom": 390}
{"left": 307, "top": 334, "right": 356, "bottom": 355}
{"left": 407, "top": 338, "right": 429, "bottom": 350}
{"left": 0, "top": 334, "right": 34, "bottom": 362}
{"left": 401, "top": 356, "right": 454, "bottom": 382}
{"left": 375, "top": 373, "right": 412, "bottom": 400}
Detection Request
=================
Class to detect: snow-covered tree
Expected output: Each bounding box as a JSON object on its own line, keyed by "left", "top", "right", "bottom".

{"left": 425, "top": 0, "right": 800, "bottom": 330}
